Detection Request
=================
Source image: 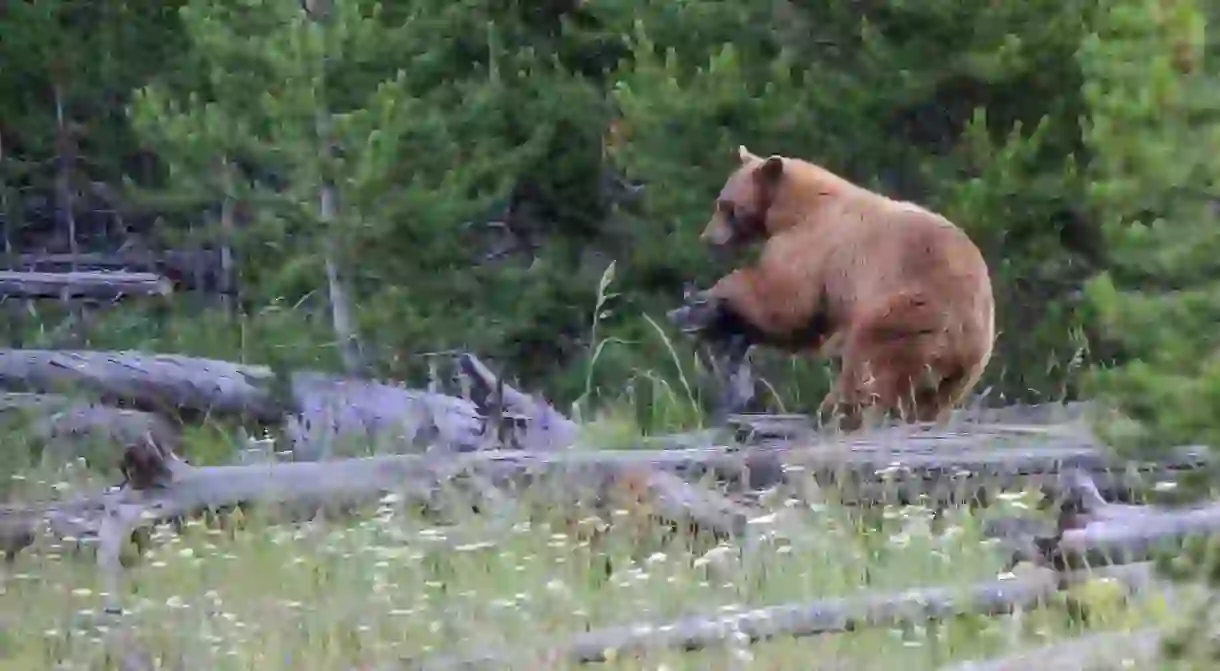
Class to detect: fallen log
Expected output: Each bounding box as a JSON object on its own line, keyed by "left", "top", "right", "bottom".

{"left": 4, "top": 429, "right": 1198, "bottom": 570}
{"left": 1054, "top": 501, "right": 1220, "bottom": 567}
{"left": 0, "top": 349, "right": 1206, "bottom": 482}
{"left": 0, "top": 434, "right": 763, "bottom": 563}
{"left": 6, "top": 250, "right": 223, "bottom": 292}
{"left": 0, "top": 349, "right": 488, "bottom": 455}
{"left": 0, "top": 271, "right": 172, "bottom": 300}
{"left": 1006, "top": 470, "right": 1220, "bottom": 569}
{"left": 413, "top": 564, "right": 1156, "bottom": 670}
{"left": 0, "top": 392, "right": 180, "bottom": 466}
{"left": 456, "top": 353, "right": 577, "bottom": 451}
{"left": 938, "top": 628, "right": 1164, "bottom": 671}
{"left": 727, "top": 401, "right": 1096, "bottom": 441}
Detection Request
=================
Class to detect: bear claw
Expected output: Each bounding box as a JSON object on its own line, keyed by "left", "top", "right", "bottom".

{"left": 667, "top": 291, "right": 721, "bottom": 334}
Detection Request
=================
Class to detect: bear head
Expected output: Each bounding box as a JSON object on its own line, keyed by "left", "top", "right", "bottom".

{"left": 699, "top": 145, "right": 788, "bottom": 249}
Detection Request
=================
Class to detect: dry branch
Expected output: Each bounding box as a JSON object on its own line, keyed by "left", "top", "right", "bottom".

{"left": 0, "top": 271, "right": 172, "bottom": 300}
{"left": 456, "top": 353, "right": 578, "bottom": 451}
{"left": 457, "top": 353, "right": 756, "bottom": 539}
{"left": 727, "top": 400, "right": 1096, "bottom": 441}
{"left": 414, "top": 564, "right": 1154, "bottom": 670}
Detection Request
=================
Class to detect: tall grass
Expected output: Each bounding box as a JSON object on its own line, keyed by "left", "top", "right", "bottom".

{"left": 0, "top": 265, "right": 1203, "bottom": 670}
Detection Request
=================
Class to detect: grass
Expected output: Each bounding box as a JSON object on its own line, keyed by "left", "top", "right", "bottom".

{"left": 0, "top": 269, "right": 1203, "bottom": 670}
{"left": 0, "top": 453, "right": 1187, "bottom": 670}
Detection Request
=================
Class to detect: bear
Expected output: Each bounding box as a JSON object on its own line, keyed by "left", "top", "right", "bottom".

{"left": 668, "top": 145, "right": 995, "bottom": 430}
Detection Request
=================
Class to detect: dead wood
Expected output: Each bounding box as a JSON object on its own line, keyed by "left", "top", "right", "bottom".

{"left": 0, "top": 271, "right": 171, "bottom": 300}
{"left": 413, "top": 564, "right": 1154, "bottom": 670}
{"left": 0, "top": 392, "right": 180, "bottom": 465}
{"left": 1053, "top": 500, "right": 1220, "bottom": 567}
{"left": 0, "top": 441, "right": 757, "bottom": 564}
{"left": 0, "top": 493, "right": 113, "bottom": 560}
{"left": 2, "top": 425, "right": 1206, "bottom": 564}
{"left": 0, "top": 349, "right": 488, "bottom": 455}
{"left": 456, "top": 353, "right": 578, "bottom": 451}
{"left": 609, "top": 468, "right": 753, "bottom": 540}
{"left": 726, "top": 401, "right": 1096, "bottom": 441}
{"left": 1012, "top": 470, "right": 1220, "bottom": 569}
{"left": 7, "top": 250, "right": 223, "bottom": 291}
{"left": 938, "top": 628, "right": 1164, "bottom": 671}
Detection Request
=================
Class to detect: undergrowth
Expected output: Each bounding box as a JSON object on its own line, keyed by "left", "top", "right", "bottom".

{"left": 0, "top": 267, "right": 1206, "bottom": 670}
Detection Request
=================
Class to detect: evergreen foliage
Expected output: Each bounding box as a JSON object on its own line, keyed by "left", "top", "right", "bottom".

{"left": 0, "top": 0, "right": 1215, "bottom": 443}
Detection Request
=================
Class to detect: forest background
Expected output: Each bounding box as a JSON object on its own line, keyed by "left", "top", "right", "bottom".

{"left": 1, "top": 0, "right": 1216, "bottom": 452}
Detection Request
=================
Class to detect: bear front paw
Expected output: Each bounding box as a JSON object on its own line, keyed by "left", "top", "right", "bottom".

{"left": 667, "top": 289, "right": 723, "bottom": 334}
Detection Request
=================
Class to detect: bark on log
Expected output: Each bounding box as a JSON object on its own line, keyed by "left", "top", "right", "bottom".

{"left": 7, "top": 250, "right": 223, "bottom": 292}
{"left": 3, "top": 433, "right": 1197, "bottom": 566}
{"left": 457, "top": 353, "right": 755, "bottom": 539}
{"left": 414, "top": 564, "right": 1155, "bottom": 670}
{"left": 457, "top": 353, "right": 577, "bottom": 451}
{"left": 1054, "top": 501, "right": 1220, "bottom": 567}
{"left": 0, "top": 349, "right": 1205, "bottom": 481}
{"left": 0, "top": 349, "right": 488, "bottom": 455}
{"left": 0, "top": 392, "right": 180, "bottom": 464}
{"left": 0, "top": 271, "right": 172, "bottom": 300}
{"left": 938, "top": 628, "right": 1164, "bottom": 671}
{"left": 1012, "top": 470, "right": 1220, "bottom": 568}
{"left": 727, "top": 401, "right": 1096, "bottom": 441}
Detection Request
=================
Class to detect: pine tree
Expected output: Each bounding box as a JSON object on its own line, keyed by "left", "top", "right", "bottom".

{"left": 599, "top": 0, "right": 1098, "bottom": 409}
{"left": 129, "top": 0, "right": 535, "bottom": 374}
{"left": 1079, "top": 0, "right": 1220, "bottom": 454}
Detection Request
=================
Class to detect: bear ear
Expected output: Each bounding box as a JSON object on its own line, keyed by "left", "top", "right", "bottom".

{"left": 757, "top": 155, "right": 784, "bottom": 184}
{"left": 737, "top": 145, "right": 759, "bottom": 163}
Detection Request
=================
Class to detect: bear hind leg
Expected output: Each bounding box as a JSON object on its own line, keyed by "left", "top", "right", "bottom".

{"left": 819, "top": 331, "right": 948, "bottom": 431}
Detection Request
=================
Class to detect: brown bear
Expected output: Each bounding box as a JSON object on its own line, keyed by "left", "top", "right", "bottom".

{"left": 669, "top": 146, "right": 995, "bottom": 430}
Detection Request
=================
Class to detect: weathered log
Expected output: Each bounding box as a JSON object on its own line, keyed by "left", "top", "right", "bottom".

{"left": 456, "top": 353, "right": 577, "bottom": 451}
{"left": 3, "top": 429, "right": 1201, "bottom": 559}
{"left": 0, "top": 392, "right": 180, "bottom": 465}
{"left": 0, "top": 349, "right": 1205, "bottom": 485}
{"left": 1054, "top": 501, "right": 1220, "bottom": 567}
{"left": 0, "top": 271, "right": 171, "bottom": 299}
{"left": 727, "top": 400, "right": 1096, "bottom": 441}
{"left": 0, "top": 440, "right": 753, "bottom": 563}
{"left": 1007, "top": 470, "right": 1220, "bottom": 569}
{"left": 0, "top": 349, "right": 487, "bottom": 455}
{"left": 414, "top": 564, "right": 1155, "bottom": 670}
{"left": 9, "top": 433, "right": 1193, "bottom": 563}
{"left": 282, "top": 371, "right": 486, "bottom": 459}
{"left": 938, "top": 628, "right": 1164, "bottom": 671}
{"left": 6, "top": 250, "right": 224, "bottom": 292}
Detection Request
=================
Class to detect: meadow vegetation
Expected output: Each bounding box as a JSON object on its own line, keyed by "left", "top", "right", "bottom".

{"left": 3, "top": 0, "right": 1220, "bottom": 668}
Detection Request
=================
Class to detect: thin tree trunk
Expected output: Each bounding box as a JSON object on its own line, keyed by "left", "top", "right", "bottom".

{"left": 53, "top": 84, "right": 85, "bottom": 344}
{"left": 317, "top": 120, "right": 364, "bottom": 376}
{"left": 0, "top": 134, "right": 24, "bottom": 348}
{"left": 218, "top": 157, "right": 237, "bottom": 318}
{"left": 304, "top": 0, "right": 364, "bottom": 376}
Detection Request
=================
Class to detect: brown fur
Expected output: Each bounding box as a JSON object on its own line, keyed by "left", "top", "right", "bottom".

{"left": 698, "top": 146, "right": 995, "bottom": 429}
